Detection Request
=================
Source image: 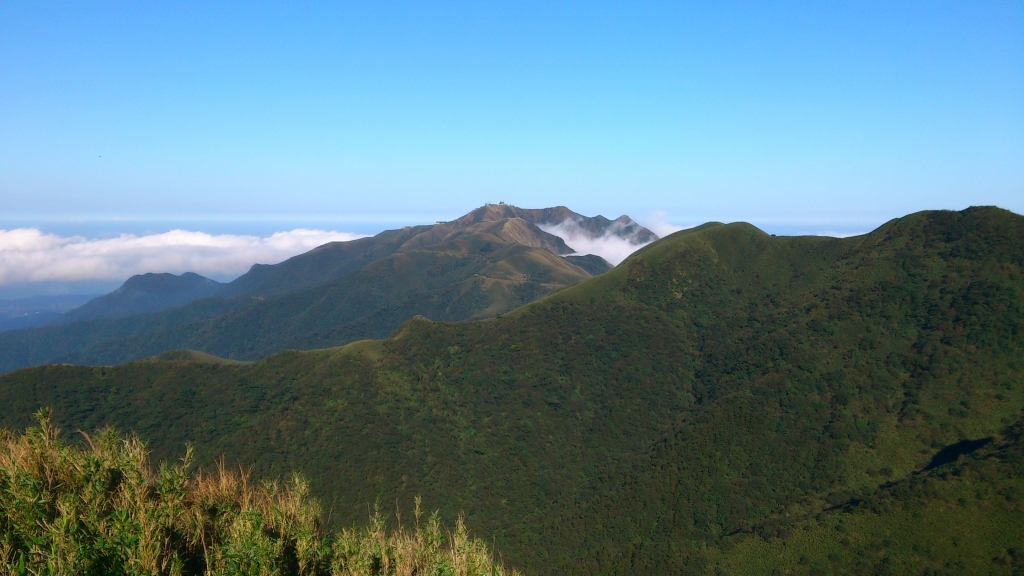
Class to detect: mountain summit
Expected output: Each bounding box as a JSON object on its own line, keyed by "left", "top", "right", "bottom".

{"left": 220, "top": 204, "right": 656, "bottom": 298}
{"left": 54, "top": 272, "right": 222, "bottom": 324}
{"left": 446, "top": 203, "right": 656, "bottom": 246}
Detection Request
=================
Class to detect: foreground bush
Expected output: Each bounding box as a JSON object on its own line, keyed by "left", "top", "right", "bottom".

{"left": 0, "top": 410, "right": 518, "bottom": 576}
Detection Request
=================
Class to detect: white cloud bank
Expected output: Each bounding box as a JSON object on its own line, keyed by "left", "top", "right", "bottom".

{"left": 539, "top": 211, "right": 694, "bottom": 266}
{"left": 641, "top": 211, "right": 687, "bottom": 238}
{"left": 0, "top": 228, "right": 367, "bottom": 286}
{"left": 816, "top": 230, "right": 868, "bottom": 238}
{"left": 539, "top": 219, "right": 653, "bottom": 266}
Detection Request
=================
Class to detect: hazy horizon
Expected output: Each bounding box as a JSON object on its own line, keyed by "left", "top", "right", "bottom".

{"left": 0, "top": 201, "right": 901, "bottom": 299}
{"left": 3, "top": 2, "right": 1021, "bottom": 296}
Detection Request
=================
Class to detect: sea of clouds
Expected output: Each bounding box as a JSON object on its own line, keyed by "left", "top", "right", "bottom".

{"left": 0, "top": 210, "right": 691, "bottom": 291}
{"left": 539, "top": 212, "right": 686, "bottom": 266}
{"left": 0, "top": 228, "right": 366, "bottom": 287}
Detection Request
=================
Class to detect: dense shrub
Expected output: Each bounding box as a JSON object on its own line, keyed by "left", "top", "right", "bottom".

{"left": 0, "top": 410, "right": 517, "bottom": 576}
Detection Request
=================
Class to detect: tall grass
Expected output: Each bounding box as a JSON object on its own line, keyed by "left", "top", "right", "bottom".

{"left": 0, "top": 409, "right": 519, "bottom": 576}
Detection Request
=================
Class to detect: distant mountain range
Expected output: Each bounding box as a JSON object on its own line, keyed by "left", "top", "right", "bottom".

{"left": 3, "top": 206, "right": 1020, "bottom": 574}
{"left": 52, "top": 272, "right": 223, "bottom": 324}
{"left": 0, "top": 204, "right": 654, "bottom": 373}
{"left": 0, "top": 295, "right": 94, "bottom": 331}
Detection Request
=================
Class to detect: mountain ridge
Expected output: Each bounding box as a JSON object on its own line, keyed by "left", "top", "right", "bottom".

{"left": 2, "top": 206, "right": 1020, "bottom": 573}
{"left": 0, "top": 205, "right": 647, "bottom": 373}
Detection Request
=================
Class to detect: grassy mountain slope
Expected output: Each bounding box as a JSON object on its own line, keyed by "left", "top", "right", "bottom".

{"left": 1, "top": 207, "right": 1021, "bottom": 574}
{"left": 454, "top": 204, "right": 657, "bottom": 244}
{"left": 54, "top": 272, "right": 223, "bottom": 324}
{"left": 394, "top": 209, "right": 573, "bottom": 255}
{"left": 52, "top": 234, "right": 592, "bottom": 364}
{"left": 217, "top": 225, "right": 434, "bottom": 298}
{"left": 153, "top": 348, "right": 253, "bottom": 365}
{"left": 0, "top": 205, "right": 640, "bottom": 374}
{"left": 216, "top": 203, "right": 652, "bottom": 300}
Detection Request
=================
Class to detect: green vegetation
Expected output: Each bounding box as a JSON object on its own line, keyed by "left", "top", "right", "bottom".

{"left": 1, "top": 207, "right": 1022, "bottom": 573}
{"left": 217, "top": 225, "right": 437, "bottom": 299}
{"left": 0, "top": 410, "right": 517, "bottom": 575}
{"left": 559, "top": 255, "right": 612, "bottom": 276}
{"left": 711, "top": 416, "right": 1024, "bottom": 575}
{"left": 0, "top": 295, "right": 253, "bottom": 374}
{"left": 52, "top": 236, "right": 592, "bottom": 366}
{"left": 152, "top": 350, "right": 253, "bottom": 366}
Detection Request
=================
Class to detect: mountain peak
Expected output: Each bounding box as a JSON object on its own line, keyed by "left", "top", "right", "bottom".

{"left": 457, "top": 204, "right": 658, "bottom": 245}
{"left": 53, "top": 272, "right": 222, "bottom": 325}
{"left": 117, "top": 272, "right": 220, "bottom": 296}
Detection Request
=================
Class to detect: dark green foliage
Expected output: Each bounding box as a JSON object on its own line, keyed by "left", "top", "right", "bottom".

{"left": 560, "top": 255, "right": 612, "bottom": 276}
{"left": 711, "top": 415, "right": 1024, "bottom": 574}
{"left": 1, "top": 207, "right": 1022, "bottom": 574}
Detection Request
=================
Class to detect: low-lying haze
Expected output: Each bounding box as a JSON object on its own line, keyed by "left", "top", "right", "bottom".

{"left": 0, "top": 228, "right": 365, "bottom": 291}
{"left": 540, "top": 216, "right": 678, "bottom": 265}
{"left": 0, "top": 210, "right": 882, "bottom": 299}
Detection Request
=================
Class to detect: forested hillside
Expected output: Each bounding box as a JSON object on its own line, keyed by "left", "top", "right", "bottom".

{"left": 1, "top": 207, "right": 1021, "bottom": 574}
{"left": 713, "top": 416, "right": 1024, "bottom": 574}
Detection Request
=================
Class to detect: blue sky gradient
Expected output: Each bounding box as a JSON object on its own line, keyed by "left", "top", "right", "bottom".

{"left": 2, "top": 1, "right": 1022, "bottom": 231}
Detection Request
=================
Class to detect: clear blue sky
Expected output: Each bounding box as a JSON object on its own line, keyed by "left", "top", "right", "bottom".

{"left": 2, "top": 1, "right": 1022, "bottom": 231}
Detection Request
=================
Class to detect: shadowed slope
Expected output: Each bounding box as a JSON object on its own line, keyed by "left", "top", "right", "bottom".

{"left": 0, "top": 295, "right": 93, "bottom": 332}
{"left": 711, "top": 416, "right": 1024, "bottom": 574}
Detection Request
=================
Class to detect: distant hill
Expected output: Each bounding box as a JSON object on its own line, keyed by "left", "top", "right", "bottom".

{"left": 561, "top": 254, "right": 613, "bottom": 275}
{"left": 53, "top": 272, "right": 222, "bottom": 324}
{"left": 0, "top": 296, "right": 253, "bottom": 373}
{"left": 0, "top": 294, "right": 93, "bottom": 332}
{"left": 3, "top": 206, "right": 1020, "bottom": 573}
{"left": 52, "top": 234, "right": 595, "bottom": 364}
{"left": 0, "top": 205, "right": 648, "bottom": 372}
